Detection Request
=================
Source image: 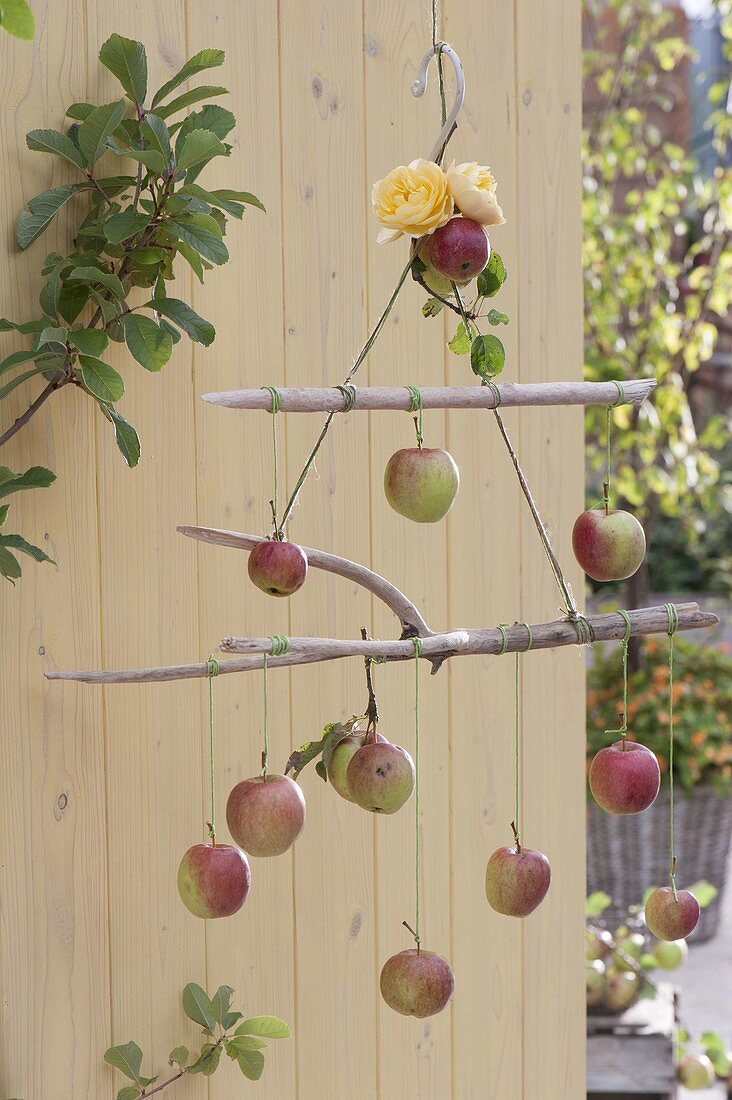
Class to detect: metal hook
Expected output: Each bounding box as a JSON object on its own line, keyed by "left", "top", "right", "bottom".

{"left": 411, "top": 42, "right": 465, "bottom": 163}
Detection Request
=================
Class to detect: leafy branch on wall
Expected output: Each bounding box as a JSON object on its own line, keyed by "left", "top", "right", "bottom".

{"left": 0, "top": 34, "right": 263, "bottom": 580}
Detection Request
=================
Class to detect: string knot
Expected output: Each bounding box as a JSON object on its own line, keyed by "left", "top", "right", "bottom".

{"left": 609, "top": 380, "right": 626, "bottom": 407}
{"left": 665, "top": 602, "right": 679, "bottom": 636}
{"left": 270, "top": 634, "right": 291, "bottom": 657}
{"left": 566, "top": 610, "right": 595, "bottom": 647}
{"left": 515, "top": 621, "right": 533, "bottom": 652}
{"left": 412, "top": 637, "right": 424, "bottom": 659}
{"left": 336, "top": 383, "right": 357, "bottom": 412}
{"left": 485, "top": 380, "right": 502, "bottom": 408}
{"left": 206, "top": 655, "right": 220, "bottom": 678}
{"left": 496, "top": 622, "right": 510, "bottom": 655}
{"left": 406, "top": 385, "right": 423, "bottom": 414}
{"left": 261, "top": 385, "right": 281, "bottom": 414}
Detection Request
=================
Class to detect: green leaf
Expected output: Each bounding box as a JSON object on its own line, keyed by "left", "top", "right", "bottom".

{"left": 104, "top": 1041, "right": 143, "bottom": 1083}
{"left": 180, "top": 183, "right": 258, "bottom": 219}
{"left": 200, "top": 1045, "right": 221, "bottom": 1076}
{"left": 116, "top": 1088, "right": 141, "bottom": 1100}
{"left": 0, "top": 317, "right": 46, "bottom": 334}
{"left": 16, "top": 186, "right": 78, "bottom": 250}
{"left": 0, "top": 349, "right": 48, "bottom": 378}
{"left": 447, "top": 319, "right": 474, "bottom": 355}
{"left": 0, "top": 0, "right": 35, "bottom": 39}
{"left": 213, "top": 188, "right": 265, "bottom": 213}
{"left": 58, "top": 284, "right": 90, "bottom": 325}
{"left": 66, "top": 102, "right": 95, "bottom": 121}
{"left": 0, "top": 533, "right": 55, "bottom": 565}
{"left": 0, "top": 466, "right": 56, "bottom": 499}
{"left": 103, "top": 209, "right": 151, "bottom": 244}
{"left": 688, "top": 880, "right": 718, "bottom": 909}
{"left": 175, "top": 240, "right": 206, "bottom": 283}
{"left": 99, "top": 34, "right": 147, "bottom": 104}
{"left": 168, "top": 1046, "right": 189, "bottom": 1069}
{"left": 486, "top": 308, "right": 509, "bottom": 326}
{"left": 114, "top": 146, "right": 167, "bottom": 174}
{"left": 98, "top": 402, "right": 141, "bottom": 467}
{"left": 476, "top": 251, "right": 507, "bottom": 298}
{"left": 151, "top": 49, "right": 226, "bottom": 109}
{"left": 210, "top": 985, "right": 234, "bottom": 1025}
{"left": 228, "top": 1034, "right": 268, "bottom": 1052}
{"left": 123, "top": 313, "right": 172, "bottom": 371}
{"left": 181, "top": 983, "right": 216, "bottom": 1032}
{"left": 69, "top": 328, "right": 109, "bottom": 356}
{"left": 66, "top": 266, "right": 126, "bottom": 299}
{"left": 175, "top": 128, "right": 227, "bottom": 172}
{"left": 236, "top": 1049, "right": 265, "bottom": 1081}
{"left": 156, "top": 87, "right": 228, "bottom": 121}
{"left": 221, "top": 1010, "right": 243, "bottom": 1030}
{"left": 0, "top": 545, "right": 21, "bottom": 581}
{"left": 77, "top": 100, "right": 126, "bottom": 165}
{"left": 470, "top": 333, "right": 506, "bottom": 380}
{"left": 26, "top": 129, "right": 85, "bottom": 170}
{"left": 132, "top": 247, "right": 168, "bottom": 265}
{"left": 0, "top": 366, "right": 54, "bottom": 400}
{"left": 148, "top": 298, "right": 215, "bottom": 345}
{"left": 78, "top": 356, "right": 124, "bottom": 402}
{"left": 174, "top": 105, "right": 235, "bottom": 147}
{"left": 315, "top": 759, "right": 327, "bottom": 781}
{"left": 168, "top": 217, "right": 229, "bottom": 265}
{"left": 38, "top": 326, "right": 68, "bottom": 348}
{"left": 0, "top": 504, "right": 9, "bottom": 526}
{"left": 236, "top": 1016, "right": 290, "bottom": 1040}
{"left": 141, "top": 113, "right": 171, "bottom": 161}
{"left": 422, "top": 297, "right": 443, "bottom": 318}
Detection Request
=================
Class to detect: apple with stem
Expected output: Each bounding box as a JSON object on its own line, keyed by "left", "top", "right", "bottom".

{"left": 346, "top": 736, "right": 415, "bottom": 814}
{"left": 248, "top": 537, "right": 308, "bottom": 597}
{"left": 414, "top": 241, "right": 473, "bottom": 298}
{"left": 426, "top": 216, "right": 490, "bottom": 280}
{"left": 678, "top": 1054, "right": 715, "bottom": 1090}
{"left": 485, "top": 824, "right": 551, "bottom": 917}
{"left": 380, "top": 923, "right": 454, "bottom": 1018}
{"left": 644, "top": 885, "right": 700, "bottom": 941}
{"left": 326, "top": 729, "right": 388, "bottom": 803}
{"left": 226, "top": 773, "right": 306, "bottom": 857}
{"left": 572, "top": 507, "right": 646, "bottom": 582}
{"left": 589, "top": 740, "right": 661, "bottom": 815}
{"left": 177, "top": 840, "right": 251, "bottom": 919}
{"left": 384, "top": 444, "right": 459, "bottom": 523}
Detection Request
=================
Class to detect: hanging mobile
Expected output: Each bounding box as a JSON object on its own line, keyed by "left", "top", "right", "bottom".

{"left": 644, "top": 605, "right": 701, "bottom": 942}
{"left": 177, "top": 656, "right": 252, "bottom": 919}
{"left": 572, "top": 383, "right": 646, "bottom": 583}
{"left": 248, "top": 386, "right": 309, "bottom": 598}
{"left": 588, "top": 610, "right": 661, "bottom": 815}
{"left": 485, "top": 624, "right": 551, "bottom": 918}
{"left": 226, "top": 636, "right": 307, "bottom": 857}
{"left": 379, "top": 639, "right": 455, "bottom": 1018}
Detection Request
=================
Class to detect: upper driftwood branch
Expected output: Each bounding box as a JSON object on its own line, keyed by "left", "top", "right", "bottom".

{"left": 201, "top": 379, "right": 657, "bottom": 413}
{"left": 177, "top": 525, "right": 433, "bottom": 637}
{"left": 45, "top": 603, "right": 718, "bottom": 684}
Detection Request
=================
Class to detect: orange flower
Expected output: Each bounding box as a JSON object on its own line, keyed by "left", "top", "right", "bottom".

{"left": 691, "top": 731, "right": 707, "bottom": 747}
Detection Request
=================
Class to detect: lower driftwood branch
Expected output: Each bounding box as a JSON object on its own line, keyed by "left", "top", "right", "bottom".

{"left": 45, "top": 603, "right": 718, "bottom": 684}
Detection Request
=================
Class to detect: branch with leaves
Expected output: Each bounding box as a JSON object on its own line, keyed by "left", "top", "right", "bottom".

{"left": 103, "top": 983, "right": 289, "bottom": 1098}
{"left": 0, "top": 34, "right": 264, "bottom": 580}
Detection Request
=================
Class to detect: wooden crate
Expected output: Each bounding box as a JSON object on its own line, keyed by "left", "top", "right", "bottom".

{"left": 587, "top": 983, "right": 678, "bottom": 1099}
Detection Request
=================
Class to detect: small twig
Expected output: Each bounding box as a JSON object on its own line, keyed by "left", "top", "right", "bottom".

{"left": 0, "top": 369, "right": 70, "bottom": 448}
{"left": 138, "top": 1037, "right": 225, "bottom": 1097}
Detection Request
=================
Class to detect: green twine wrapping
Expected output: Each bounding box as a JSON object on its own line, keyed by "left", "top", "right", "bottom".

{"left": 497, "top": 622, "right": 510, "bottom": 655}
{"left": 485, "top": 380, "right": 502, "bottom": 409}
{"left": 206, "top": 655, "right": 220, "bottom": 842}
{"left": 605, "top": 610, "right": 633, "bottom": 742}
{"left": 412, "top": 636, "right": 424, "bottom": 949}
{"left": 406, "top": 385, "right": 424, "bottom": 447}
{"left": 666, "top": 603, "right": 680, "bottom": 899}
{"left": 336, "top": 383, "right": 357, "bottom": 412}
{"left": 261, "top": 386, "right": 281, "bottom": 533}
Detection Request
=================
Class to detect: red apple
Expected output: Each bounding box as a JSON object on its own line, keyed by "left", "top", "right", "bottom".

{"left": 589, "top": 741, "right": 661, "bottom": 815}
{"left": 572, "top": 508, "right": 646, "bottom": 582}
{"left": 678, "top": 1054, "right": 715, "bottom": 1089}
{"left": 485, "top": 844, "right": 551, "bottom": 917}
{"left": 226, "top": 773, "right": 306, "bottom": 857}
{"left": 384, "top": 447, "right": 459, "bottom": 523}
{"left": 380, "top": 948, "right": 454, "bottom": 1018}
{"left": 326, "top": 730, "right": 388, "bottom": 803}
{"left": 346, "top": 741, "right": 415, "bottom": 814}
{"left": 248, "top": 539, "right": 308, "bottom": 597}
{"left": 177, "top": 842, "right": 251, "bottom": 919}
{"left": 651, "top": 938, "right": 688, "bottom": 970}
{"left": 426, "top": 216, "right": 490, "bottom": 280}
{"left": 644, "top": 886, "right": 700, "bottom": 941}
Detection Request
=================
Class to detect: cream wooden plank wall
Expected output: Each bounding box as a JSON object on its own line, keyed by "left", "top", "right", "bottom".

{"left": 0, "top": 1, "right": 584, "bottom": 1097}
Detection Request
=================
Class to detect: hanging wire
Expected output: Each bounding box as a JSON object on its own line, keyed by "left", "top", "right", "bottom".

{"left": 665, "top": 603, "right": 680, "bottom": 899}
{"left": 261, "top": 386, "right": 281, "bottom": 535}
{"left": 605, "top": 609, "right": 633, "bottom": 743}
{"left": 603, "top": 382, "right": 625, "bottom": 514}
{"left": 406, "top": 385, "right": 424, "bottom": 447}
{"left": 206, "top": 655, "right": 220, "bottom": 842}
{"left": 262, "top": 636, "right": 291, "bottom": 776}
{"left": 412, "top": 637, "right": 424, "bottom": 951}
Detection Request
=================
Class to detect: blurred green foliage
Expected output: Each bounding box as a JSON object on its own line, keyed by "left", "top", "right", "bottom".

{"left": 583, "top": 0, "right": 731, "bottom": 594}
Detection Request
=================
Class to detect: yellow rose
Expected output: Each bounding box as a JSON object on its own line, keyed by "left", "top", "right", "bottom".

{"left": 446, "top": 161, "right": 505, "bottom": 227}
{"left": 371, "top": 158, "right": 453, "bottom": 243}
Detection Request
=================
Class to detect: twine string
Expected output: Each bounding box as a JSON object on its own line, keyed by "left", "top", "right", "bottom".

{"left": 432, "top": 0, "right": 447, "bottom": 153}
{"left": 603, "top": 383, "right": 624, "bottom": 513}
{"left": 665, "top": 603, "right": 679, "bottom": 899}
{"left": 605, "top": 609, "right": 633, "bottom": 743}
{"left": 336, "top": 383, "right": 357, "bottom": 412}
{"left": 407, "top": 385, "right": 424, "bottom": 447}
{"left": 206, "top": 655, "right": 220, "bottom": 842}
{"left": 512, "top": 622, "right": 533, "bottom": 848}
{"left": 412, "top": 637, "right": 424, "bottom": 950}
{"left": 262, "top": 636, "right": 291, "bottom": 776}
{"left": 261, "top": 386, "right": 281, "bottom": 534}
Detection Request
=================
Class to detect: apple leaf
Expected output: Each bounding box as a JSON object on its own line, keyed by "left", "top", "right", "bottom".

{"left": 235, "top": 1049, "right": 265, "bottom": 1081}
{"left": 181, "top": 983, "right": 216, "bottom": 1033}
{"left": 168, "top": 1045, "right": 189, "bottom": 1069}
{"left": 477, "top": 250, "right": 507, "bottom": 297}
{"left": 447, "top": 319, "right": 474, "bottom": 355}
{"left": 236, "top": 1016, "right": 290, "bottom": 1039}
{"left": 104, "top": 1042, "right": 144, "bottom": 1083}
{"left": 470, "top": 333, "right": 505, "bottom": 380}
{"left": 210, "top": 985, "right": 234, "bottom": 1025}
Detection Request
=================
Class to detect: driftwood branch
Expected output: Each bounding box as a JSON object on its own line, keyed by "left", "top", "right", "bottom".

{"left": 201, "top": 379, "right": 656, "bottom": 413}
{"left": 177, "top": 525, "right": 433, "bottom": 637}
{"left": 45, "top": 603, "right": 718, "bottom": 684}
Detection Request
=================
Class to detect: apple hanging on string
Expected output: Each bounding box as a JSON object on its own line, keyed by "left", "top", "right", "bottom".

{"left": 651, "top": 937, "right": 688, "bottom": 970}
{"left": 485, "top": 823, "right": 551, "bottom": 917}
{"left": 644, "top": 884, "right": 700, "bottom": 941}
{"left": 226, "top": 773, "right": 306, "bottom": 857}
{"left": 346, "top": 732, "right": 415, "bottom": 814}
{"left": 426, "top": 216, "right": 490, "bottom": 280}
{"left": 177, "top": 837, "right": 251, "bottom": 919}
{"left": 572, "top": 498, "right": 646, "bottom": 583}
{"left": 589, "top": 739, "right": 660, "bottom": 815}
{"left": 384, "top": 415, "right": 460, "bottom": 524}
{"left": 326, "top": 728, "right": 388, "bottom": 803}
{"left": 379, "top": 923, "right": 454, "bottom": 1018}
{"left": 248, "top": 513, "right": 308, "bottom": 598}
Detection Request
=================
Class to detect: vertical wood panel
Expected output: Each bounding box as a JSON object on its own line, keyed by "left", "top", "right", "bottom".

{"left": 515, "top": 1, "right": 586, "bottom": 1097}
{"left": 0, "top": 3, "right": 111, "bottom": 1097}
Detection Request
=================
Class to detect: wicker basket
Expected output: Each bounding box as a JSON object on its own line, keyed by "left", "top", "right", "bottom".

{"left": 587, "top": 786, "right": 732, "bottom": 944}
